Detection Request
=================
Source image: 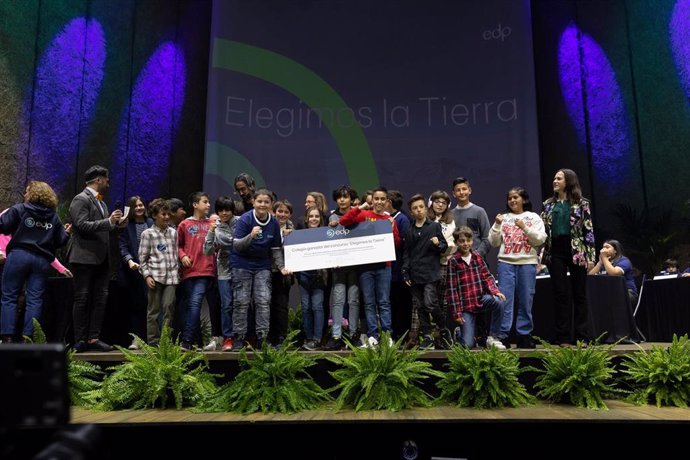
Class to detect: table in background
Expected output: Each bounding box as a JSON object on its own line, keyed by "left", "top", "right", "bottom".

{"left": 636, "top": 277, "right": 690, "bottom": 342}
{"left": 530, "top": 274, "right": 639, "bottom": 343}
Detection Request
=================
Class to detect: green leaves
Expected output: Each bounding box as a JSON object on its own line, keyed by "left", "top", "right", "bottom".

{"left": 68, "top": 352, "right": 102, "bottom": 407}
{"left": 92, "top": 326, "right": 217, "bottom": 410}
{"left": 328, "top": 333, "right": 442, "bottom": 411}
{"left": 622, "top": 334, "right": 690, "bottom": 407}
{"left": 533, "top": 341, "right": 617, "bottom": 410}
{"left": 199, "top": 331, "right": 330, "bottom": 414}
{"left": 437, "top": 345, "right": 533, "bottom": 409}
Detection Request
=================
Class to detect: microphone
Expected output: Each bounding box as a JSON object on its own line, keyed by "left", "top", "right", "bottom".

{"left": 115, "top": 200, "right": 122, "bottom": 210}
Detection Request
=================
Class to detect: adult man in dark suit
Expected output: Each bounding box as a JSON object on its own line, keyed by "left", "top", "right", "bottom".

{"left": 67, "top": 165, "right": 124, "bottom": 352}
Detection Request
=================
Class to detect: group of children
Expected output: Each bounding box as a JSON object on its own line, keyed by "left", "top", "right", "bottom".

{"left": 106, "top": 170, "right": 559, "bottom": 354}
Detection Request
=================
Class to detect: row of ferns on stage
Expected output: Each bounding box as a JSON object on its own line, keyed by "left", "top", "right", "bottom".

{"left": 28, "top": 321, "right": 690, "bottom": 413}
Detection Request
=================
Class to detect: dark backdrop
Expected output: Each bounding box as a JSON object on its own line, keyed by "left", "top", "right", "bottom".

{"left": 1, "top": 0, "right": 689, "bottom": 273}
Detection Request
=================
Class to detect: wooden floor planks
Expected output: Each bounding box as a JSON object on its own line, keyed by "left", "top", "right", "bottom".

{"left": 71, "top": 400, "right": 690, "bottom": 425}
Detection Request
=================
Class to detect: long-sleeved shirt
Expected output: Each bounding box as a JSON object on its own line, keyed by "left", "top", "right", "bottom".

{"left": 402, "top": 219, "right": 447, "bottom": 284}
{"left": 203, "top": 216, "right": 239, "bottom": 280}
{"left": 177, "top": 217, "right": 216, "bottom": 280}
{"left": 451, "top": 204, "right": 491, "bottom": 258}
{"left": 0, "top": 208, "right": 68, "bottom": 274}
{"left": 339, "top": 206, "right": 401, "bottom": 270}
{"left": 436, "top": 218, "right": 457, "bottom": 266}
{"left": 138, "top": 225, "right": 180, "bottom": 285}
{"left": 488, "top": 211, "right": 547, "bottom": 265}
{"left": 230, "top": 210, "right": 284, "bottom": 271}
{"left": 445, "top": 249, "right": 501, "bottom": 322}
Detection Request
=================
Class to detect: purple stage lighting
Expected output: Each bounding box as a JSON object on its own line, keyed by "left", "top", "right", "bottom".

{"left": 558, "top": 23, "right": 631, "bottom": 187}
{"left": 26, "top": 17, "right": 105, "bottom": 195}
{"left": 111, "top": 41, "right": 186, "bottom": 202}
{"left": 670, "top": 0, "right": 690, "bottom": 98}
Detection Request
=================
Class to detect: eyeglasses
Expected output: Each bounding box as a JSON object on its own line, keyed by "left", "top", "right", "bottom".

{"left": 432, "top": 200, "right": 448, "bottom": 205}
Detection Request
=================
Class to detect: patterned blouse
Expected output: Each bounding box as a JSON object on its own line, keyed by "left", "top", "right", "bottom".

{"left": 541, "top": 197, "right": 596, "bottom": 267}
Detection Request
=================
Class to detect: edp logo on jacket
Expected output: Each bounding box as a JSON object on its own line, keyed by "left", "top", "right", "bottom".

{"left": 24, "top": 218, "right": 53, "bottom": 230}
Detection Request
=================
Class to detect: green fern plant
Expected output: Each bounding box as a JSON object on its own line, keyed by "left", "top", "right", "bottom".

{"left": 437, "top": 346, "right": 533, "bottom": 409}
{"left": 31, "top": 318, "right": 47, "bottom": 344}
{"left": 621, "top": 334, "right": 690, "bottom": 407}
{"left": 288, "top": 306, "right": 303, "bottom": 335}
{"left": 532, "top": 341, "right": 618, "bottom": 410}
{"left": 328, "top": 332, "right": 442, "bottom": 411}
{"left": 24, "top": 319, "right": 103, "bottom": 406}
{"left": 93, "top": 326, "right": 217, "bottom": 410}
{"left": 68, "top": 352, "right": 103, "bottom": 407}
{"left": 199, "top": 332, "right": 329, "bottom": 414}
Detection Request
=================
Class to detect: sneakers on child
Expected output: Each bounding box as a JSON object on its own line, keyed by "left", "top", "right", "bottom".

{"left": 419, "top": 336, "right": 435, "bottom": 350}
{"left": 359, "top": 336, "right": 379, "bottom": 348}
{"left": 486, "top": 336, "right": 507, "bottom": 350}
{"left": 222, "top": 337, "right": 234, "bottom": 352}
{"left": 323, "top": 337, "right": 343, "bottom": 351}
{"left": 230, "top": 337, "right": 245, "bottom": 352}
{"left": 203, "top": 337, "right": 220, "bottom": 351}
{"left": 302, "top": 339, "right": 319, "bottom": 351}
{"left": 438, "top": 328, "right": 453, "bottom": 349}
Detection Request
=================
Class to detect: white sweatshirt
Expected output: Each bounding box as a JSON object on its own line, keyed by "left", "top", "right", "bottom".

{"left": 488, "top": 211, "right": 546, "bottom": 265}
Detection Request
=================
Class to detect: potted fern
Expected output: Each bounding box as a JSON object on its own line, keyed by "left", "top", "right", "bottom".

{"left": 328, "top": 332, "right": 442, "bottom": 411}
{"left": 437, "top": 346, "right": 533, "bottom": 409}
{"left": 30, "top": 319, "right": 102, "bottom": 407}
{"left": 92, "top": 326, "right": 217, "bottom": 410}
{"left": 199, "top": 332, "right": 330, "bottom": 414}
{"left": 621, "top": 334, "right": 690, "bottom": 407}
{"left": 532, "top": 341, "right": 618, "bottom": 410}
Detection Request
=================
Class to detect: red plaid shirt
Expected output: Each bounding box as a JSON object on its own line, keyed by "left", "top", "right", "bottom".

{"left": 445, "top": 250, "right": 501, "bottom": 322}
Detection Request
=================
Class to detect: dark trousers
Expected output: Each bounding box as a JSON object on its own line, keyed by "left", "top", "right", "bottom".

{"left": 390, "top": 280, "right": 412, "bottom": 340}
{"left": 410, "top": 282, "right": 446, "bottom": 337}
{"left": 270, "top": 271, "right": 291, "bottom": 343}
{"left": 547, "top": 236, "right": 589, "bottom": 343}
{"left": 71, "top": 261, "right": 110, "bottom": 342}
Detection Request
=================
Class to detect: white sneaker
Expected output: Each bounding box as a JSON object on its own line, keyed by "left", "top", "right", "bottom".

{"left": 486, "top": 336, "right": 507, "bottom": 350}
{"left": 203, "top": 337, "right": 220, "bottom": 351}
{"left": 127, "top": 339, "right": 140, "bottom": 350}
{"left": 359, "top": 336, "right": 379, "bottom": 348}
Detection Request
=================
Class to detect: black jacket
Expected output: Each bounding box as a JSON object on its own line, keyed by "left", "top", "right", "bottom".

{"left": 402, "top": 219, "right": 447, "bottom": 284}
{"left": 0, "top": 202, "right": 69, "bottom": 261}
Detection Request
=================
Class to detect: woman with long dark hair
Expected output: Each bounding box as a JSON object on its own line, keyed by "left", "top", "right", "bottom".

{"left": 541, "top": 169, "right": 596, "bottom": 346}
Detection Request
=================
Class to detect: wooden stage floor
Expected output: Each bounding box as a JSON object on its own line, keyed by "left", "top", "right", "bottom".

{"left": 71, "top": 399, "right": 690, "bottom": 424}
{"left": 71, "top": 342, "right": 668, "bottom": 362}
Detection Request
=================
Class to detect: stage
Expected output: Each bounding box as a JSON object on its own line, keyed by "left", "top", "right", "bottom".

{"left": 8, "top": 343, "right": 690, "bottom": 459}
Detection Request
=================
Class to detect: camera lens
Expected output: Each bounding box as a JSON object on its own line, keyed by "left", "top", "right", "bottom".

{"left": 402, "top": 440, "right": 418, "bottom": 460}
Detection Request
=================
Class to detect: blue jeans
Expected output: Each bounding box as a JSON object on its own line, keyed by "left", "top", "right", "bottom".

{"left": 1, "top": 249, "right": 49, "bottom": 337}
{"left": 497, "top": 262, "right": 537, "bottom": 338}
{"left": 217, "top": 278, "right": 234, "bottom": 338}
{"left": 299, "top": 284, "right": 324, "bottom": 341}
{"left": 331, "top": 268, "right": 359, "bottom": 338}
{"left": 232, "top": 268, "right": 271, "bottom": 339}
{"left": 459, "top": 294, "right": 504, "bottom": 348}
{"left": 182, "top": 276, "right": 213, "bottom": 343}
{"left": 359, "top": 266, "right": 392, "bottom": 339}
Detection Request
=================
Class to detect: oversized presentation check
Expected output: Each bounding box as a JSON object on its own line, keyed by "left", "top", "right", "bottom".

{"left": 283, "top": 220, "right": 395, "bottom": 272}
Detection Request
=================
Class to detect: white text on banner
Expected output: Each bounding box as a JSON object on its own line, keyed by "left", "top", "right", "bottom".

{"left": 283, "top": 220, "right": 395, "bottom": 272}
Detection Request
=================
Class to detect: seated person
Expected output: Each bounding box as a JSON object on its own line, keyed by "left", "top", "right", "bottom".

{"left": 588, "top": 239, "right": 638, "bottom": 305}
{"left": 657, "top": 258, "right": 679, "bottom": 277}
